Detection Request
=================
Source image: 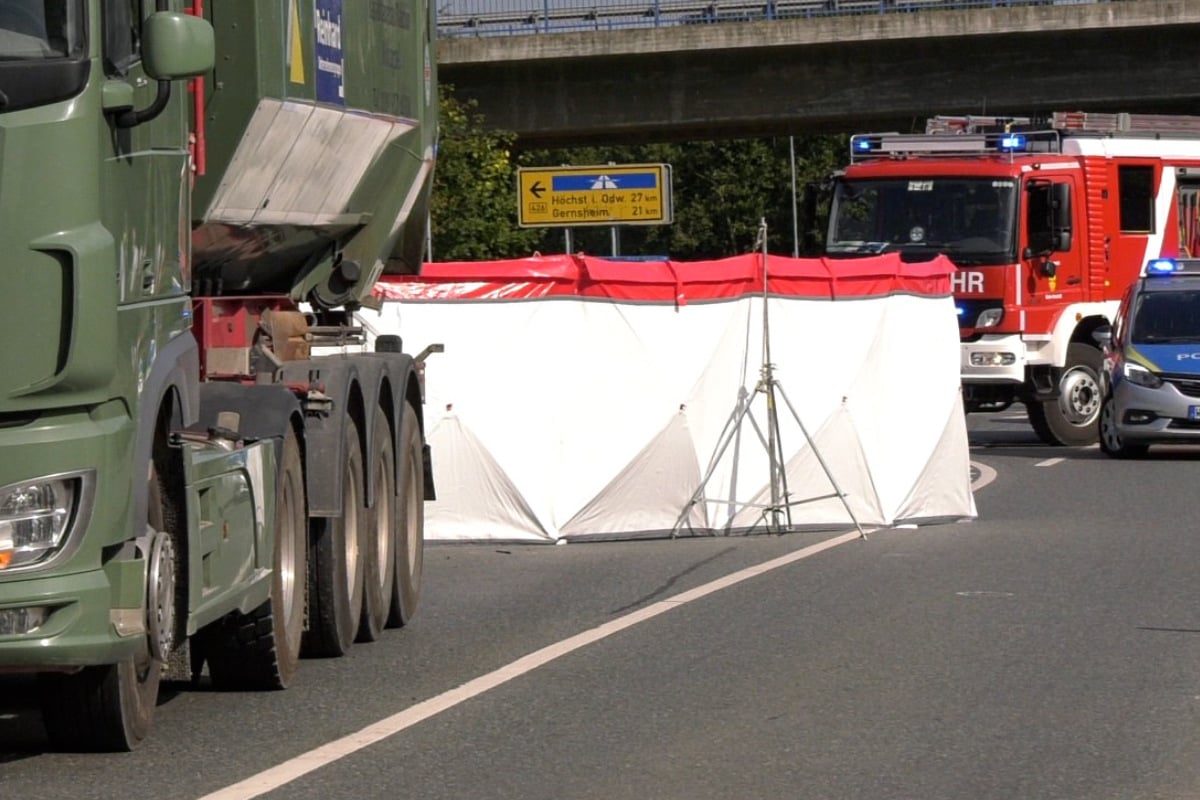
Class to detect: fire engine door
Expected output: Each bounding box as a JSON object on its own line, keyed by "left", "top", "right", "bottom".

{"left": 1024, "top": 178, "right": 1083, "bottom": 305}
{"left": 1178, "top": 175, "right": 1200, "bottom": 258}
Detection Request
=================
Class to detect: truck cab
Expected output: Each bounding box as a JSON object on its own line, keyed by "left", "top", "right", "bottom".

{"left": 0, "top": 0, "right": 436, "bottom": 752}
{"left": 826, "top": 113, "right": 1200, "bottom": 446}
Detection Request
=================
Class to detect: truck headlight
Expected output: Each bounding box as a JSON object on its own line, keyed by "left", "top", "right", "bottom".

{"left": 975, "top": 308, "right": 1003, "bottom": 328}
{"left": 0, "top": 606, "right": 49, "bottom": 635}
{"left": 1123, "top": 362, "right": 1162, "bottom": 389}
{"left": 0, "top": 476, "right": 84, "bottom": 571}
{"left": 970, "top": 352, "right": 1016, "bottom": 367}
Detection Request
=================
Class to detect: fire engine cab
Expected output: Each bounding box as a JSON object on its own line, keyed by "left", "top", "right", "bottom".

{"left": 825, "top": 111, "right": 1200, "bottom": 445}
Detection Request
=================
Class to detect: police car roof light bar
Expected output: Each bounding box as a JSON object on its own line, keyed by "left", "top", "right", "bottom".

{"left": 1144, "top": 258, "right": 1200, "bottom": 276}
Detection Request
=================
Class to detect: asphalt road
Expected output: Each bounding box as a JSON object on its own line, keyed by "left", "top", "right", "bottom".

{"left": 5, "top": 407, "right": 1200, "bottom": 799}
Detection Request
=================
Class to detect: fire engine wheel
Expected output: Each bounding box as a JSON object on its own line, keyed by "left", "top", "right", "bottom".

{"left": 357, "top": 409, "right": 395, "bottom": 643}
{"left": 39, "top": 461, "right": 178, "bottom": 751}
{"left": 1027, "top": 343, "right": 1103, "bottom": 447}
{"left": 303, "top": 417, "right": 367, "bottom": 658}
{"left": 206, "top": 427, "right": 307, "bottom": 689}
{"left": 1098, "top": 393, "right": 1149, "bottom": 459}
{"left": 388, "top": 403, "right": 424, "bottom": 628}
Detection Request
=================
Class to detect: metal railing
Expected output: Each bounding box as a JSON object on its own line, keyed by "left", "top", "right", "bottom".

{"left": 436, "top": 0, "right": 1116, "bottom": 38}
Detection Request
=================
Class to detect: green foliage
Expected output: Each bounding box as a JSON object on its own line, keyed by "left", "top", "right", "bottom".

{"left": 430, "top": 86, "right": 848, "bottom": 262}
{"left": 429, "top": 84, "right": 542, "bottom": 261}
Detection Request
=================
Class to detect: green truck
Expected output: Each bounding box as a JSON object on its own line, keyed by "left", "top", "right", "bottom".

{"left": 0, "top": 0, "right": 437, "bottom": 750}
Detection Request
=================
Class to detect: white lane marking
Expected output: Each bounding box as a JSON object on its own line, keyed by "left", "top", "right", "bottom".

{"left": 1035, "top": 457, "right": 1065, "bottom": 467}
{"left": 200, "top": 529, "right": 864, "bottom": 800}
{"left": 970, "top": 460, "right": 997, "bottom": 492}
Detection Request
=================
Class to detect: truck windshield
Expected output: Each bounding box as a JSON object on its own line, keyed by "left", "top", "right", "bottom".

{"left": 1131, "top": 291, "right": 1200, "bottom": 344}
{"left": 827, "top": 177, "right": 1019, "bottom": 266}
{"left": 0, "top": 1, "right": 80, "bottom": 60}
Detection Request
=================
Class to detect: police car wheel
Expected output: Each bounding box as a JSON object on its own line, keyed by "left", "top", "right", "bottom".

{"left": 1098, "top": 393, "right": 1148, "bottom": 459}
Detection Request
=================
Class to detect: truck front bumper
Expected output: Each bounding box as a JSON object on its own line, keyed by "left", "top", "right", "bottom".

{"left": 961, "top": 334, "right": 1028, "bottom": 384}
{"left": 0, "top": 400, "right": 144, "bottom": 672}
{"left": 0, "top": 562, "right": 142, "bottom": 671}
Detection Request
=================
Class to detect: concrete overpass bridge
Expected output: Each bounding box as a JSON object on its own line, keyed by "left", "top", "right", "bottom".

{"left": 436, "top": 0, "right": 1200, "bottom": 146}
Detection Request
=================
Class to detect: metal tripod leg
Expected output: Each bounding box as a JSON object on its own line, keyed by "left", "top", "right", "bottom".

{"left": 774, "top": 380, "right": 867, "bottom": 539}
{"left": 671, "top": 388, "right": 756, "bottom": 538}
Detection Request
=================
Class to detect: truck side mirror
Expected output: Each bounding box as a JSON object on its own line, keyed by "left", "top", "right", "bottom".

{"left": 1050, "top": 183, "right": 1072, "bottom": 253}
{"left": 1025, "top": 180, "right": 1073, "bottom": 257}
{"left": 143, "top": 12, "right": 215, "bottom": 80}
{"left": 113, "top": 12, "right": 214, "bottom": 129}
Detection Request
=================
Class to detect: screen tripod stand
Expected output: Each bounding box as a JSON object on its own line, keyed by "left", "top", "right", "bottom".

{"left": 671, "top": 220, "right": 867, "bottom": 539}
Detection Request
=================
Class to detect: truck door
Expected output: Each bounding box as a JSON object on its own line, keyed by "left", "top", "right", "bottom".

{"left": 103, "top": 0, "right": 190, "bottom": 306}
{"left": 1024, "top": 178, "right": 1083, "bottom": 306}
{"left": 1177, "top": 169, "right": 1200, "bottom": 258}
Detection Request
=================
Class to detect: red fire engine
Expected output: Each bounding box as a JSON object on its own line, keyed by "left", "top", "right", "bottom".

{"left": 824, "top": 112, "right": 1200, "bottom": 445}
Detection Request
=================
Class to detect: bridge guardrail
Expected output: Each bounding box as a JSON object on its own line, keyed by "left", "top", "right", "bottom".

{"left": 437, "top": 0, "right": 1117, "bottom": 38}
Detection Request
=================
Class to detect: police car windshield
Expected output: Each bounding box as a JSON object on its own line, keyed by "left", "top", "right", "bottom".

{"left": 826, "top": 177, "right": 1018, "bottom": 265}
{"left": 1131, "top": 290, "right": 1200, "bottom": 343}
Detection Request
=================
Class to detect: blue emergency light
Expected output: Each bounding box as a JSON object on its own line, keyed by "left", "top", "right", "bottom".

{"left": 998, "top": 134, "right": 1026, "bottom": 151}
{"left": 1143, "top": 258, "right": 1200, "bottom": 276}
{"left": 1146, "top": 258, "right": 1180, "bottom": 275}
{"left": 853, "top": 138, "right": 874, "bottom": 153}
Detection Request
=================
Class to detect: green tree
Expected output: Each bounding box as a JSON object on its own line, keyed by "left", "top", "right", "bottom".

{"left": 431, "top": 86, "right": 849, "bottom": 261}
{"left": 517, "top": 136, "right": 846, "bottom": 260}
{"left": 429, "top": 84, "right": 541, "bottom": 261}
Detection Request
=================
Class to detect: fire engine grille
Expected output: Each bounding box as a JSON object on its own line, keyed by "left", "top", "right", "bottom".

{"left": 1164, "top": 376, "right": 1200, "bottom": 399}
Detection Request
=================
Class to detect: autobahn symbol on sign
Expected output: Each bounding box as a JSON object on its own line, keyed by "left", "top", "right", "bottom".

{"left": 518, "top": 164, "right": 673, "bottom": 228}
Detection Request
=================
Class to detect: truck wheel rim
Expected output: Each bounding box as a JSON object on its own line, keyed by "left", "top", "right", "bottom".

{"left": 280, "top": 467, "right": 301, "bottom": 640}
{"left": 1059, "top": 367, "right": 1101, "bottom": 425}
{"left": 345, "top": 462, "right": 360, "bottom": 592}
{"left": 147, "top": 529, "right": 176, "bottom": 663}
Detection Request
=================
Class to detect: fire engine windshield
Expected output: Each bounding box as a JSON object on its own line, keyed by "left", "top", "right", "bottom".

{"left": 827, "top": 177, "right": 1019, "bottom": 266}
{"left": 0, "top": 0, "right": 80, "bottom": 60}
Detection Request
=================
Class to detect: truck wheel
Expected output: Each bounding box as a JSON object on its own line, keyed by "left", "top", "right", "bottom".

{"left": 303, "top": 417, "right": 366, "bottom": 657}
{"left": 206, "top": 428, "right": 307, "bottom": 688}
{"left": 1099, "top": 393, "right": 1148, "bottom": 459}
{"left": 1026, "top": 343, "right": 1103, "bottom": 446}
{"left": 357, "top": 408, "right": 395, "bottom": 643}
{"left": 39, "top": 657, "right": 159, "bottom": 752}
{"left": 388, "top": 403, "right": 424, "bottom": 628}
{"left": 39, "top": 461, "right": 176, "bottom": 751}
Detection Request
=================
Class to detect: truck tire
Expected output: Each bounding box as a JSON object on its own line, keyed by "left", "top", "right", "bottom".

{"left": 40, "top": 460, "right": 177, "bottom": 751}
{"left": 205, "top": 428, "right": 307, "bottom": 688}
{"left": 302, "top": 416, "right": 366, "bottom": 658}
{"left": 1098, "top": 392, "right": 1149, "bottom": 459}
{"left": 357, "top": 408, "right": 395, "bottom": 643}
{"left": 39, "top": 658, "right": 159, "bottom": 752}
{"left": 387, "top": 403, "right": 424, "bottom": 628}
{"left": 1026, "top": 343, "right": 1103, "bottom": 446}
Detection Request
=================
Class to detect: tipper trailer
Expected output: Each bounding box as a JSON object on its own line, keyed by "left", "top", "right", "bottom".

{"left": 0, "top": 0, "right": 437, "bottom": 750}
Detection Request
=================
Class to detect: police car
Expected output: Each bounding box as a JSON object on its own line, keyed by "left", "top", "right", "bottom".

{"left": 1096, "top": 258, "right": 1200, "bottom": 458}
